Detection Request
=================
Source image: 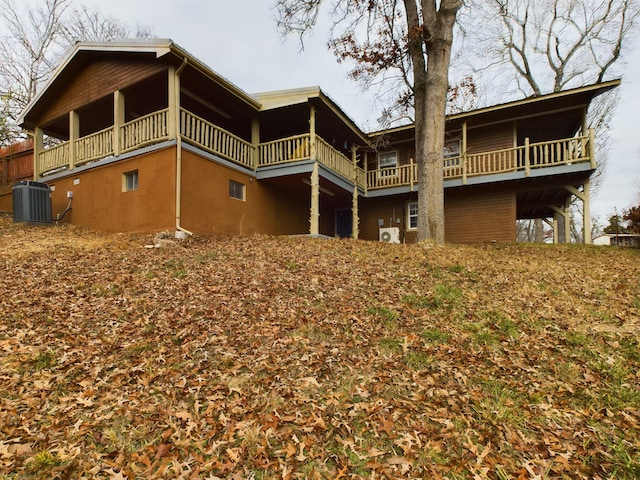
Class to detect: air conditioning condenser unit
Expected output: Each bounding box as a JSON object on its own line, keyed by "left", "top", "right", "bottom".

{"left": 12, "top": 181, "right": 52, "bottom": 224}
{"left": 379, "top": 227, "right": 400, "bottom": 243}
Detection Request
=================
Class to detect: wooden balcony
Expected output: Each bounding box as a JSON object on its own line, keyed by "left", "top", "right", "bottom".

{"left": 367, "top": 132, "right": 595, "bottom": 191}
{"left": 35, "top": 108, "right": 594, "bottom": 194}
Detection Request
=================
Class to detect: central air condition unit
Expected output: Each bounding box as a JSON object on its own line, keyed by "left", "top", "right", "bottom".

{"left": 12, "top": 180, "right": 52, "bottom": 224}
{"left": 379, "top": 227, "right": 400, "bottom": 243}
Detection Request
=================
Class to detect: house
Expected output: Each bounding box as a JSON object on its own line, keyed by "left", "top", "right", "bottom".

{"left": 14, "top": 39, "right": 619, "bottom": 243}
{"left": 593, "top": 233, "right": 640, "bottom": 247}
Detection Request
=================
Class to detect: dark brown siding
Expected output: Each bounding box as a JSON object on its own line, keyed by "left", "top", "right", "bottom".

{"left": 444, "top": 187, "right": 516, "bottom": 243}
{"left": 467, "top": 123, "right": 513, "bottom": 154}
{"left": 38, "top": 58, "right": 168, "bottom": 127}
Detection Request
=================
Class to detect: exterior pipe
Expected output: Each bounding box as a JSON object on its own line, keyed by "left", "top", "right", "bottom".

{"left": 174, "top": 57, "right": 191, "bottom": 236}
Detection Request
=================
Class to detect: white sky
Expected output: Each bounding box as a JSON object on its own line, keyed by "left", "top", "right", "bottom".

{"left": 28, "top": 1, "right": 640, "bottom": 222}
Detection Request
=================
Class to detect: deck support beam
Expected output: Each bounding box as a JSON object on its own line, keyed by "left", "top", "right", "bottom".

{"left": 310, "top": 162, "right": 320, "bottom": 236}
{"left": 550, "top": 204, "right": 570, "bottom": 244}
{"left": 251, "top": 118, "right": 260, "bottom": 170}
{"left": 351, "top": 145, "right": 359, "bottom": 239}
{"left": 565, "top": 182, "right": 591, "bottom": 244}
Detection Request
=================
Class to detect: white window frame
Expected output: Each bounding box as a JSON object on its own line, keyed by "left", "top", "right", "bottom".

{"left": 123, "top": 170, "right": 138, "bottom": 192}
{"left": 444, "top": 139, "right": 461, "bottom": 167}
{"left": 378, "top": 151, "right": 398, "bottom": 177}
{"left": 229, "top": 179, "right": 245, "bottom": 201}
{"left": 407, "top": 201, "right": 418, "bottom": 231}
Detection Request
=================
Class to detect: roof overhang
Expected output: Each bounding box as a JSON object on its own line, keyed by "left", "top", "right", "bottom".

{"left": 18, "top": 39, "right": 261, "bottom": 128}
{"left": 253, "top": 86, "right": 370, "bottom": 145}
{"left": 370, "top": 79, "right": 621, "bottom": 138}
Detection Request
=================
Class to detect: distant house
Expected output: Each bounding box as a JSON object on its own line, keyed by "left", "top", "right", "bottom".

{"left": 593, "top": 234, "right": 640, "bottom": 247}
{"left": 14, "top": 39, "right": 618, "bottom": 243}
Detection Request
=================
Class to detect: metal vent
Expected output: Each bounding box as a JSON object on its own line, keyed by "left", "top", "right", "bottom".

{"left": 12, "top": 181, "right": 52, "bottom": 224}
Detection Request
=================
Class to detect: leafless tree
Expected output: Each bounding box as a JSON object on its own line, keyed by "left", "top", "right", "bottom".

{"left": 0, "top": 0, "right": 153, "bottom": 145}
{"left": 275, "top": 0, "right": 463, "bottom": 243}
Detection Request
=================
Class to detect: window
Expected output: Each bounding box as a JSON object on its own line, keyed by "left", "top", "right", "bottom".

{"left": 123, "top": 170, "right": 138, "bottom": 191}
{"left": 407, "top": 202, "right": 418, "bottom": 230}
{"left": 444, "top": 139, "right": 461, "bottom": 167}
{"left": 378, "top": 151, "right": 398, "bottom": 177}
{"left": 229, "top": 179, "right": 245, "bottom": 200}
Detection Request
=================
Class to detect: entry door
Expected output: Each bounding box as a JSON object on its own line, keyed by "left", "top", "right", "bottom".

{"left": 336, "top": 209, "right": 352, "bottom": 238}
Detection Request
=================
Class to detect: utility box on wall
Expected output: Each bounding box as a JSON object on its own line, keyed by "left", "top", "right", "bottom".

{"left": 12, "top": 180, "right": 52, "bottom": 224}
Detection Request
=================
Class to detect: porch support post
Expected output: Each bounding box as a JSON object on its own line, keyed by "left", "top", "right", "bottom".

{"left": 565, "top": 183, "right": 592, "bottom": 244}
{"left": 351, "top": 145, "right": 359, "bottom": 239}
{"left": 589, "top": 128, "right": 596, "bottom": 170}
{"left": 524, "top": 137, "right": 530, "bottom": 176}
{"left": 309, "top": 105, "right": 316, "bottom": 160}
{"left": 251, "top": 118, "right": 260, "bottom": 171}
{"left": 462, "top": 121, "right": 467, "bottom": 184}
{"left": 69, "top": 110, "right": 79, "bottom": 170}
{"left": 114, "top": 90, "right": 125, "bottom": 156}
{"left": 564, "top": 198, "right": 571, "bottom": 244}
{"left": 543, "top": 218, "right": 556, "bottom": 244}
{"left": 550, "top": 205, "right": 568, "bottom": 244}
{"left": 33, "top": 127, "right": 43, "bottom": 180}
{"left": 310, "top": 162, "right": 320, "bottom": 235}
{"left": 583, "top": 180, "right": 591, "bottom": 244}
{"left": 363, "top": 151, "right": 368, "bottom": 195}
{"left": 553, "top": 217, "right": 559, "bottom": 244}
{"left": 167, "top": 65, "right": 178, "bottom": 138}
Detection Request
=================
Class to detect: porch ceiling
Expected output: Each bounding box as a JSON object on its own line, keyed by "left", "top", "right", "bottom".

{"left": 260, "top": 172, "right": 354, "bottom": 210}
{"left": 515, "top": 171, "right": 593, "bottom": 219}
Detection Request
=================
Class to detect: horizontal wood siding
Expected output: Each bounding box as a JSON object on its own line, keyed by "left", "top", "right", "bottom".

{"left": 359, "top": 195, "right": 416, "bottom": 242}
{"left": 467, "top": 123, "right": 513, "bottom": 154}
{"left": 444, "top": 188, "right": 516, "bottom": 243}
{"left": 39, "top": 58, "right": 167, "bottom": 127}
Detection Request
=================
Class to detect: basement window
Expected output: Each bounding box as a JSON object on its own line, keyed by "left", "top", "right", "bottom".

{"left": 123, "top": 170, "right": 138, "bottom": 192}
{"left": 229, "top": 179, "right": 245, "bottom": 201}
{"left": 407, "top": 202, "right": 418, "bottom": 230}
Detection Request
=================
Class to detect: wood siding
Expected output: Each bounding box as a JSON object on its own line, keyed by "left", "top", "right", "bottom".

{"left": 467, "top": 123, "right": 514, "bottom": 154}
{"left": 38, "top": 58, "right": 168, "bottom": 127}
{"left": 444, "top": 187, "right": 516, "bottom": 243}
{"left": 358, "top": 187, "right": 516, "bottom": 244}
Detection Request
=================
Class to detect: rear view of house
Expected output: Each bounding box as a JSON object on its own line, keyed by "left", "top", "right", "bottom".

{"left": 12, "top": 39, "right": 617, "bottom": 243}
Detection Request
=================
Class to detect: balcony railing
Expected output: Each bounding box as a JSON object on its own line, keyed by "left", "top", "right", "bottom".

{"left": 180, "top": 109, "right": 254, "bottom": 169}
{"left": 258, "top": 134, "right": 365, "bottom": 188}
{"left": 35, "top": 106, "right": 593, "bottom": 193}
{"left": 367, "top": 133, "right": 594, "bottom": 190}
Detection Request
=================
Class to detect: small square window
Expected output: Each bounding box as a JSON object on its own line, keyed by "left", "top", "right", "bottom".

{"left": 407, "top": 202, "right": 418, "bottom": 230}
{"left": 229, "top": 179, "right": 245, "bottom": 201}
{"left": 123, "top": 170, "right": 138, "bottom": 191}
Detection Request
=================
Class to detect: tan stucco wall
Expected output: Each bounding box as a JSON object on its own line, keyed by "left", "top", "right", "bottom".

{"left": 180, "top": 151, "right": 313, "bottom": 236}
{"left": 47, "top": 146, "right": 177, "bottom": 232}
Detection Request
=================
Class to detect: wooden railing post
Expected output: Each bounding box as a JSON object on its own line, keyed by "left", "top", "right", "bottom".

{"left": 309, "top": 105, "right": 317, "bottom": 161}
{"left": 69, "top": 110, "right": 79, "bottom": 170}
{"left": 33, "top": 128, "right": 43, "bottom": 180}
{"left": 524, "top": 137, "right": 530, "bottom": 176}
{"left": 589, "top": 128, "right": 596, "bottom": 170}
{"left": 114, "top": 90, "right": 124, "bottom": 156}
{"left": 251, "top": 118, "right": 260, "bottom": 171}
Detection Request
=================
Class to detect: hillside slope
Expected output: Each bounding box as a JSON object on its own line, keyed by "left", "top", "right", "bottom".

{"left": 1, "top": 215, "right": 639, "bottom": 479}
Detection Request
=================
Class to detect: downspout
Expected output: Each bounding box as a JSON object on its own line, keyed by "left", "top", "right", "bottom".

{"left": 174, "top": 56, "right": 193, "bottom": 237}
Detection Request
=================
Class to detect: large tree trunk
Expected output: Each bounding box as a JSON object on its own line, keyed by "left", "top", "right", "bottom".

{"left": 410, "top": 0, "right": 461, "bottom": 243}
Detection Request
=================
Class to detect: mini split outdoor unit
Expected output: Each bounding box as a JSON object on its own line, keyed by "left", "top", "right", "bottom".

{"left": 12, "top": 180, "right": 52, "bottom": 224}
{"left": 379, "top": 227, "right": 400, "bottom": 244}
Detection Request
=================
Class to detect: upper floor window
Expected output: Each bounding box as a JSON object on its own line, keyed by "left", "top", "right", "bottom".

{"left": 378, "top": 151, "right": 398, "bottom": 176}
{"left": 444, "top": 139, "right": 461, "bottom": 168}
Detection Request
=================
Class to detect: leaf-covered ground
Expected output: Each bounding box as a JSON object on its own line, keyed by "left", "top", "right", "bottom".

{"left": 1, "top": 214, "right": 639, "bottom": 479}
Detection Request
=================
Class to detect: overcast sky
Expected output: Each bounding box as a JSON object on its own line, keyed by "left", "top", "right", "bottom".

{"left": 37, "top": 1, "right": 640, "bottom": 223}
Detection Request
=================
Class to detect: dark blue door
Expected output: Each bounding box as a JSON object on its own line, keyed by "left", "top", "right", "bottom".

{"left": 336, "top": 209, "right": 352, "bottom": 238}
